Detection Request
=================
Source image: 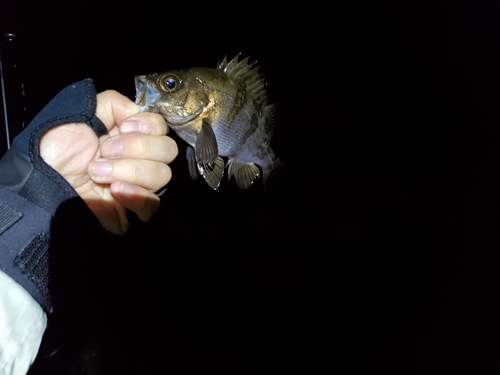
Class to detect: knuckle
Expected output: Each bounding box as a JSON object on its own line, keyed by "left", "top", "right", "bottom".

{"left": 136, "top": 135, "right": 149, "bottom": 154}
{"left": 128, "top": 159, "right": 143, "bottom": 178}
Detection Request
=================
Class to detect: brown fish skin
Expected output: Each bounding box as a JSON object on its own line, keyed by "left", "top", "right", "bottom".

{"left": 134, "top": 55, "right": 279, "bottom": 190}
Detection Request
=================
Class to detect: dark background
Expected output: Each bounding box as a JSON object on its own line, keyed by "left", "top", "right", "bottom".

{"left": 2, "top": 1, "right": 500, "bottom": 374}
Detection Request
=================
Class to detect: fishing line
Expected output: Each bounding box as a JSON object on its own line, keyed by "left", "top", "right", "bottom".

{"left": 0, "top": 40, "right": 10, "bottom": 150}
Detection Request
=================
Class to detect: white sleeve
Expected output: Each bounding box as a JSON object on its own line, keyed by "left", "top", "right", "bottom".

{"left": 0, "top": 270, "right": 47, "bottom": 375}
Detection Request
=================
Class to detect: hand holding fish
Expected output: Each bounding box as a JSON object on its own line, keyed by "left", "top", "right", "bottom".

{"left": 40, "top": 90, "right": 178, "bottom": 234}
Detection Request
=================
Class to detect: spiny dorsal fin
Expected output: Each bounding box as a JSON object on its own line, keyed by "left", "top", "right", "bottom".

{"left": 217, "top": 54, "right": 269, "bottom": 108}
{"left": 217, "top": 55, "right": 229, "bottom": 70}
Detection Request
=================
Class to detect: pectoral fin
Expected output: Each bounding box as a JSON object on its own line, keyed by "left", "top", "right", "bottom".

{"left": 227, "top": 158, "right": 261, "bottom": 189}
{"left": 195, "top": 119, "right": 218, "bottom": 165}
{"left": 194, "top": 120, "right": 224, "bottom": 190}
{"left": 186, "top": 146, "right": 198, "bottom": 180}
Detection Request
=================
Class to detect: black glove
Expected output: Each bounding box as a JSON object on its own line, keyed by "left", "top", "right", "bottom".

{"left": 0, "top": 79, "right": 107, "bottom": 312}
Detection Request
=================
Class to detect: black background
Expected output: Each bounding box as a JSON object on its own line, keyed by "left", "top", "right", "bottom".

{"left": 2, "top": 1, "right": 500, "bottom": 374}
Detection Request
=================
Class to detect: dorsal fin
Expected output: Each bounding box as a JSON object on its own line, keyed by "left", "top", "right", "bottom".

{"left": 217, "top": 54, "right": 269, "bottom": 108}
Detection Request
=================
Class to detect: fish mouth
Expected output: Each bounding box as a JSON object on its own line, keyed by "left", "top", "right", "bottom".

{"left": 134, "top": 75, "right": 161, "bottom": 113}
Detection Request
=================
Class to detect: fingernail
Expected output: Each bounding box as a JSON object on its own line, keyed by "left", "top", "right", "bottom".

{"left": 119, "top": 182, "right": 134, "bottom": 195}
{"left": 121, "top": 119, "right": 148, "bottom": 134}
{"left": 91, "top": 161, "right": 112, "bottom": 177}
{"left": 102, "top": 138, "right": 123, "bottom": 158}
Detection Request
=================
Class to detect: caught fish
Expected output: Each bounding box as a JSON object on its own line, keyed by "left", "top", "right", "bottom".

{"left": 134, "top": 55, "right": 280, "bottom": 190}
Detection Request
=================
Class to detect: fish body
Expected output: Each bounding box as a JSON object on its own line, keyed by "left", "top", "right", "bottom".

{"left": 134, "top": 55, "right": 279, "bottom": 190}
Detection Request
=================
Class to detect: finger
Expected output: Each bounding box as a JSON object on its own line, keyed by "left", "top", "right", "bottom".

{"left": 119, "top": 112, "right": 169, "bottom": 136}
{"left": 110, "top": 181, "right": 160, "bottom": 222}
{"left": 101, "top": 133, "right": 178, "bottom": 163}
{"left": 89, "top": 159, "right": 172, "bottom": 191}
{"left": 95, "top": 90, "right": 140, "bottom": 132}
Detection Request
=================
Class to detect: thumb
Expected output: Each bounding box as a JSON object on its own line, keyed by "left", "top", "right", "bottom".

{"left": 95, "top": 90, "right": 140, "bottom": 131}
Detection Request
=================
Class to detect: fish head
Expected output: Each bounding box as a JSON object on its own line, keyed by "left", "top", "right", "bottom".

{"left": 134, "top": 70, "right": 210, "bottom": 127}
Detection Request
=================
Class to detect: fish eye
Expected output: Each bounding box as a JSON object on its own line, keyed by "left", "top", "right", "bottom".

{"left": 159, "top": 74, "right": 181, "bottom": 92}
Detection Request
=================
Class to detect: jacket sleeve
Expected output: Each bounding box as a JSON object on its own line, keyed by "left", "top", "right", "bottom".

{"left": 0, "top": 269, "right": 47, "bottom": 375}
{"left": 0, "top": 79, "right": 107, "bottom": 313}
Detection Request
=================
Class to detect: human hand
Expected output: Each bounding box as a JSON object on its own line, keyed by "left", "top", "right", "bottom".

{"left": 39, "top": 90, "right": 178, "bottom": 234}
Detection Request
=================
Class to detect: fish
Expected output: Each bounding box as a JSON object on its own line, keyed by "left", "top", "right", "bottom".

{"left": 134, "top": 55, "right": 280, "bottom": 190}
